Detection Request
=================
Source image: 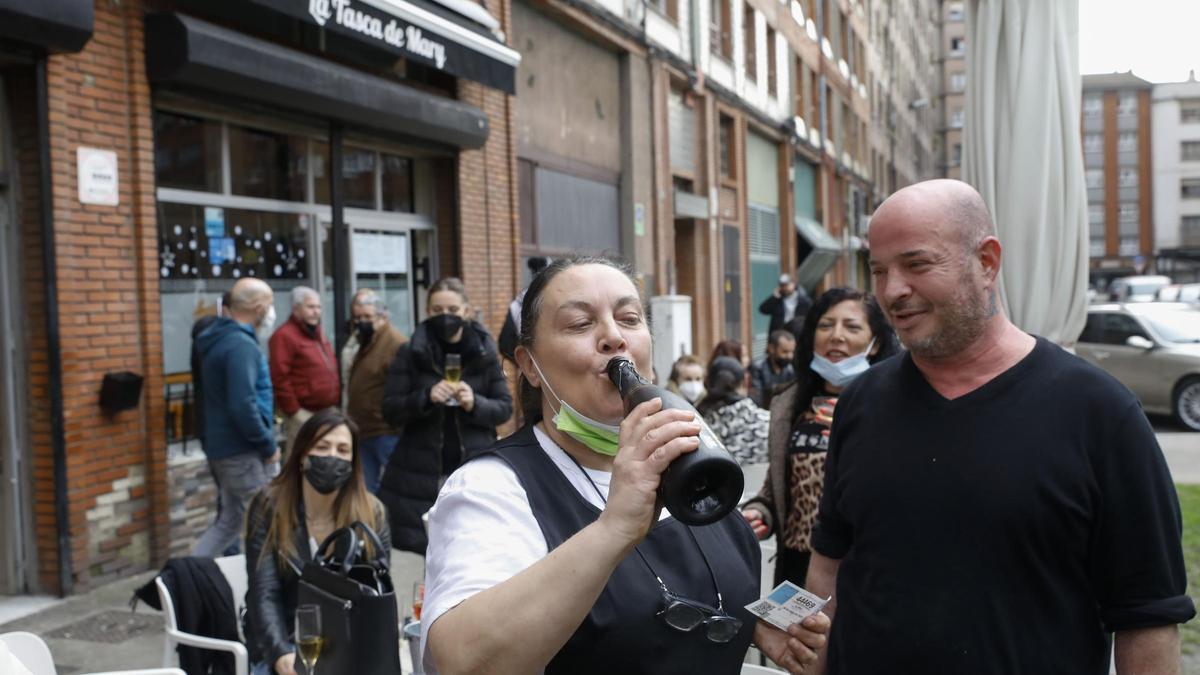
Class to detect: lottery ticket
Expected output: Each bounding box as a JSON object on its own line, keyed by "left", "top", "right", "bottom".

{"left": 744, "top": 581, "right": 829, "bottom": 631}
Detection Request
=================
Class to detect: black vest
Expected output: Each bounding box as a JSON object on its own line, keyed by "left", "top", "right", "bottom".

{"left": 484, "top": 426, "right": 761, "bottom": 675}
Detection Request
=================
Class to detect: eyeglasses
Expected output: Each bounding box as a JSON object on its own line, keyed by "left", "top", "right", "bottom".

{"left": 654, "top": 577, "right": 743, "bottom": 643}
{"left": 564, "top": 452, "right": 744, "bottom": 645}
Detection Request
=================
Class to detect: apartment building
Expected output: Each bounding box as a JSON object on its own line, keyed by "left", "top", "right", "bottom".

{"left": 1081, "top": 72, "right": 1155, "bottom": 283}
{"left": 1152, "top": 74, "right": 1200, "bottom": 282}
{"left": 937, "top": 0, "right": 966, "bottom": 178}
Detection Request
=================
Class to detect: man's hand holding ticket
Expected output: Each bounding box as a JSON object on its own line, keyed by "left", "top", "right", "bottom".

{"left": 746, "top": 581, "right": 830, "bottom": 632}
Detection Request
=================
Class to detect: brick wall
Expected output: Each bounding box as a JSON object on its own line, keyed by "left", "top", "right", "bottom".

{"left": 25, "top": 0, "right": 167, "bottom": 592}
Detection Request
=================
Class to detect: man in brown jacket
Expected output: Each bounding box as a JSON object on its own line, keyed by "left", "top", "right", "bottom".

{"left": 346, "top": 290, "right": 407, "bottom": 492}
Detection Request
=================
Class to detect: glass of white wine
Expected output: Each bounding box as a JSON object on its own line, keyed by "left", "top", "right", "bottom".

{"left": 444, "top": 353, "right": 462, "bottom": 407}
{"left": 296, "top": 604, "right": 323, "bottom": 674}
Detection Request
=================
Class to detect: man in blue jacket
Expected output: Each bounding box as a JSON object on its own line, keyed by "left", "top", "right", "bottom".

{"left": 192, "top": 278, "right": 279, "bottom": 557}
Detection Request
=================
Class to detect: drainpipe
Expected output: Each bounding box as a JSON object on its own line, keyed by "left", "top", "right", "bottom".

{"left": 36, "top": 56, "right": 72, "bottom": 597}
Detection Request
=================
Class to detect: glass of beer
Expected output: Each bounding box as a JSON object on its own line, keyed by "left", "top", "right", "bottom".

{"left": 296, "top": 604, "right": 323, "bottom": 674}
{"left": 444, "top": 354, "right": 462, "bottom": 407}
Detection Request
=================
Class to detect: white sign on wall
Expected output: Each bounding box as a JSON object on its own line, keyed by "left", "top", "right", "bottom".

{"left": 352, "top": 232, "right": 409, "bottom": 274}
{"left": 77, "top": 147, "right": 119, "bottom": 206}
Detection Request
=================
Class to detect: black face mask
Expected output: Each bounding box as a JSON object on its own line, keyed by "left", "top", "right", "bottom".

{"left": 304, "top": 455, "right": 353, "bottom": 495}
{"left": 356, "top": 320, "right": 376, "bottom": 344}
{"left": 427, "top": 314, "right": 465, "bottom": 343}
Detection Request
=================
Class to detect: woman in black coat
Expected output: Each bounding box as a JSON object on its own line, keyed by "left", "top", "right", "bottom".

{"left": 379, "top": 277, "right": 513, "bottom": 554}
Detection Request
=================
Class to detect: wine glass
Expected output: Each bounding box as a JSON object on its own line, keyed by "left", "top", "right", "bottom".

{"left": 296, "top": 604, "right": 323, "bottom": 674}
{"left": 444, "top": 354, "right": 462, "bottom": 407}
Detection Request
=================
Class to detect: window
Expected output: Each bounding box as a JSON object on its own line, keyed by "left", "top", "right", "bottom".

{"left": 1182, "top": 99, "right": 1200, "bottom": 123}
{"left": 1085, "top": 168, "right": 1104, "bottom": 189}
{"left": 228, "top": 125, "right": 307, "bottom": 201}
{"left": 952, "top": 143, "right": 962, "bottom": 165}
{"left": 1184, "top": 216, "right": 1200, "bottom": 246}
{"left": 1183, "top": 141, "right": 1200, "bottom": 162}
{"left": 1083, "top": 95, "right": 1103, "bottom": 118}
{"left": 1083, "top": 134, "right": 1103, "bottom": 154}
{"left": 719, "top": 114, "right": 736, "bottom": 178}
{"left": 744, "top": 4, "right": 757, "bottom": 81}
{"left": 950, "top": 108, "right": 964, "bottom": 128}
{"left": 1088, "top": 204, "right": 1104, "bottom": 225}
{"left": 1100, "top": 313, "right": 1150, "bottom": 346}
{"left": 650, "top": 0, "right": 678, "bottom": 21}
{"left": 1183, "top": 178, "right": 1200, "bottom": 199}
{"left": 1118, "top": 169, "right": 1138, "bottom": 188}
{"left": 950, "top": 36, "right": 965, "bottom": 55}
{"left": 1118, "top": 93, "right": 1138, "bottom": 116}
{"left": 381, "top": 154, "right": 414, "bottom": 212}
{"left": 154, "top": 111, "right": 222, "bottom": 192}
{"left": 711, "top": 0, "right": 732, "bottom": 59}
{"left": 1118, "top": 202, "right": 1138, "bottom": 225}
{"left": 950, "top": 73, "right": 966, "bottom": 92}
{"left": 342, "top": 147, "right": 376, "bottom": 209}
{"left": 947, "top": 2, "right": 963, "bottom": 21}
{"left": 766, "top": 27, "right": 777, "bottom": 97}
{"left": 1118, "top": 132, "right": 1137, "bottom": 153}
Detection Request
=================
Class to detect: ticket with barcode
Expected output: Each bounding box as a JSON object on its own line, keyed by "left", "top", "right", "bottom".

{"left": 744, "top": 581, "right": 830, "bottom": 630}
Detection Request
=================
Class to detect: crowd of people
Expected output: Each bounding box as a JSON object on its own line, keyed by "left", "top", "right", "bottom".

{"left": 182, "top": 178, "right": 1192, "bottom": 675}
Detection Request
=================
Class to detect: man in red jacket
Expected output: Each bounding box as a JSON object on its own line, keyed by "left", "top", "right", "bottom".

{"left": 268, "top": 286, "right": 340, "bottom": 456}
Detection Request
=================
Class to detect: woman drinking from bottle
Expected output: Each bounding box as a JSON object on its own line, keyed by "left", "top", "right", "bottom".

{"left": 420, "top": 257, "right": 830, "bottom": 675}
{"left": 740, "top": 287, "right": 899, "bottom": 588}
{"left": 378, "top": 277, "right": 512, "bottom": 555}
{"left": 244, "top": 409, "right": 390, "bottom": 675}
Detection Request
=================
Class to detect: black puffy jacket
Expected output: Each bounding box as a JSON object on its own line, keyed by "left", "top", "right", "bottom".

{"left": 243, "top": 490, "right": 391, "bottom": 667}
{"left": 378, "top": 320, "right": 512, "bottom": 554}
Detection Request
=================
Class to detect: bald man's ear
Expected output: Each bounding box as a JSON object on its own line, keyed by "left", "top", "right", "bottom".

{"left": 977, "top": 236, "right": 1002, "bottom": 283}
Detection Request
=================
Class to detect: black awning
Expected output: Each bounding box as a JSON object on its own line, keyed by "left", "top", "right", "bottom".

{"left": 0, "top": 0, "right": 93, "bottom": 53}
{"left": 144, "top": 12, "right": 489, "bottom": 150}
{"left": 245, "top": 0, "right": 519, "bottom": 94}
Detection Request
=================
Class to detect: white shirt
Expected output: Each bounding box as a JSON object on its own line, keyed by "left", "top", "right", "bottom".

{"left": 419, "top": 425, "right": 672, "bottom": 674}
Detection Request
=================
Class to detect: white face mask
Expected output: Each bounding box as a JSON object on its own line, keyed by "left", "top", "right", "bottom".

{"left": 810, "top": 338, "right": 876, "bottom": 388}
{"left": 678, "top": 380, "right": 705, "bottom": 403}
{"left": 256, "top": 305, "right": 277, "bottom": 341}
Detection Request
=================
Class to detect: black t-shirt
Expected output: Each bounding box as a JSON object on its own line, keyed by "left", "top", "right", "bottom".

{"left": 811, "top": 337, "right": 1194, "bottom": 674}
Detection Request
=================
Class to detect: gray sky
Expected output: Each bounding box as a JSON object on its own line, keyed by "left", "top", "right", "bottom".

{"left": 1078, "top": 0, "right": 1199, "bottom": 84}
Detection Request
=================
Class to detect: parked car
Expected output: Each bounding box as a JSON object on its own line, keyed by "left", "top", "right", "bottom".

{"left": 1156, "top": 283, "right": 1200, "bottom": 305}
{"left": 1076, "top": 303, "right": 1200, "bottom": 431}
{"left": 1106, "top": 275, "right": 1172, "bottom": 302}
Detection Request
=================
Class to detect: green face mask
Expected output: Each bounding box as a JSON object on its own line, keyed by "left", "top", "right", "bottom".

{"left": 530, "top": 356, "right": 622, "bottom": 456}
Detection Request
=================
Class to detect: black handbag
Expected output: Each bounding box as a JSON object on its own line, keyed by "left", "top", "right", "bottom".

{"left": 297, "top": 521, "right": 400, "bottom": 675}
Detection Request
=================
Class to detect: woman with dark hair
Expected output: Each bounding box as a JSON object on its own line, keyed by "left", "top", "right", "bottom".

{"left": 419, "top": 257, "right": 829, "bottom": 675}
{"left": 243, "top": 408, "right": 390, "bottom": 675}
{"left": 379, "top": 277, "right": 512, "bottom": 554}
{"left": 741, "top": 287, "right": 900, "bottom": 588}
{"left": 694, "top": 356, "right": 770, "bottom": 466}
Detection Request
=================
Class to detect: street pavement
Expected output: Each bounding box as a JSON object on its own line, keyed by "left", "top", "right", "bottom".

{"left": 0, "top": 423, "right": 1193, "bottom": 673}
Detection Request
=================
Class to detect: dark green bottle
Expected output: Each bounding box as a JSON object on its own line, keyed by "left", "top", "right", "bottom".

{"left": 606, "top": 357, "right": 744, "bottom": 526}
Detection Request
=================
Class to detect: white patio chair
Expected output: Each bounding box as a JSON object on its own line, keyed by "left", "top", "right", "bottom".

{"left": 2, "top": 629, "right": 193, "bottom": 675}
{"left": 155, "top": 554, "right": 248, "bottom": 675}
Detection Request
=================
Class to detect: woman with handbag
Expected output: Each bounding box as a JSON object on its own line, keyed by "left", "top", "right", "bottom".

{"left": 420, "top": 257, "right": 830, "bottom": 675}
{"left": 379, "top": 277, "right": 513, "bottom": 555}
{"left": 244, "top": 409, "right": 391, "bottom": 675}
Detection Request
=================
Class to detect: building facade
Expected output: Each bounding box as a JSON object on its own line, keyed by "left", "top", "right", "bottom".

{"left": 1, "top": 0, "right": 943, "bottom": 597}
{"left": 1081, "top": 72, "right": 1155, "bottom": 285}
{"left": 1151, "top": 74, "right": 1200, "bottom": 282}
{"left": 1, "top": 0, "right": 520, "bottom": 595}
{"left": 936, "top": 0, "right": 964, "bottom": 179}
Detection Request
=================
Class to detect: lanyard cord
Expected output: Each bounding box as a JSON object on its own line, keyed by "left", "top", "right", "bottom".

{"left": 563, "top": 451, "right": 728, "bottom": 612}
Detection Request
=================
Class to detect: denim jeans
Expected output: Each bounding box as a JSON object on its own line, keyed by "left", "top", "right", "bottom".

{"left": 359, "top": 434, "right": 399, "bottom": 494}
{"left": 192, "top": 452, "right": 270, "bottom": 557}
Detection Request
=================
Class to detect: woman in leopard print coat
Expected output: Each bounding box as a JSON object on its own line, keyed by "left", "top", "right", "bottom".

{"left": 741, "top": 288, "right": 899, "bottom": 587}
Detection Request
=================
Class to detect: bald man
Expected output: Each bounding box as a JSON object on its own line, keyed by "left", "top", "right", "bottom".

{"left": 193, "top": 278, "right": 279, "bottom": 557}
{"left": 805, "top": 180, "right": 1193, "bottom": 674}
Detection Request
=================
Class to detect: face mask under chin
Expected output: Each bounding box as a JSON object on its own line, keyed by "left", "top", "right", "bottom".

{"left": 529, "top": 354, "right": 623, "bottom": 456}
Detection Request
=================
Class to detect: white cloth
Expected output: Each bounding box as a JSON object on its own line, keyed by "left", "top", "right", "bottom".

{"left": 963, "top": 0, "right": 1089, "bottom": 346}
{"left": 781, "top": 291, "right": 799, "bottom": 324}
{"left": 418, "top": 425, "right": 671, "bottom": 674}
